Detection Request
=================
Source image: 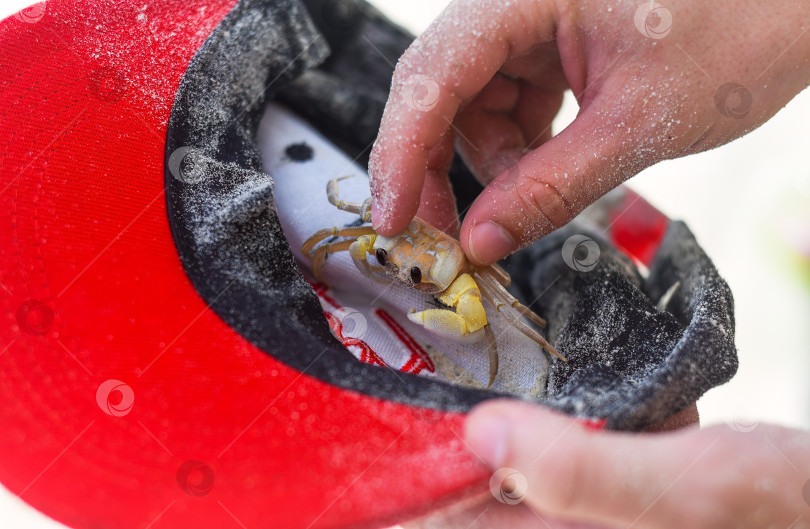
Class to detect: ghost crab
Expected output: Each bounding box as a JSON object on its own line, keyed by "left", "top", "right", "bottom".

{"left": 302, "top": 176, "right": 565, "bottom": 385}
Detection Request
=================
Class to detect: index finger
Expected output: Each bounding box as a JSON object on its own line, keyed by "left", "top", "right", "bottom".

{"left": 369, "top": 0, "right": 560, "bottom": 236}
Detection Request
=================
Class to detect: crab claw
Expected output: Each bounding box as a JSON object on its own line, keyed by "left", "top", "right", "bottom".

{"left": 407, "top": 309, "right": 498, "bottom": 387}
{"left": 407, "top": 308, "right": 479, "bottom": 340}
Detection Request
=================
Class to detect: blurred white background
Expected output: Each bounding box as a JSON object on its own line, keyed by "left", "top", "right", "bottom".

{"left": 2, "top": 0, "right": 808, "bottom": 527}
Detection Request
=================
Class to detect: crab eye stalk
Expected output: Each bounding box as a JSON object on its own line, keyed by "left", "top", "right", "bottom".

{"left": 410, "top": 267, "right": 422, "bottom": 284}
{"left": 375, "top": 248, "right": 388, "bottom": 266}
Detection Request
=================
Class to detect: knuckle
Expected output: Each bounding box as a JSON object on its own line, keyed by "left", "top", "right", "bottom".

{"left": 514, "top": 173, "right": 575, "bottom": 236}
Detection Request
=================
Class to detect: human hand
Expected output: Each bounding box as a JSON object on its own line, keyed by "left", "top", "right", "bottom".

{"left": 369, "top": 0, "right": 810, "bottom": 264}
{"left": 456, "top": 400, "right": 810, "bottom": 528}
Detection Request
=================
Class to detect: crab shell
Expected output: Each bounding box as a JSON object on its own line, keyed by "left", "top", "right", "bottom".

{"left": 371, "top": 218, "right": 467, "bottom": 295}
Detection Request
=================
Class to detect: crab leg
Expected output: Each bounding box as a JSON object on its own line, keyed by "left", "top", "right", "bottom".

{"left": 301, "top": 225, "right": 377, "bottom": 257}
{"left": 477, "top": 269, "right": 547, "bottom": 328}
{"left": 327, "top": 176, "right": 373, "bottom": 222}
{"left": 476, "top": 274, "right": 566, "bottom": 362}
{"left": 482, "top": 325, "right": 498, "bottom": 388}
{"left": 485, "top": 262, "right": 512, "bottom": 287}
{"left": 309, "top": 239, "right": 355, "bottom": 281}
{"left": 302, "top": 226, "right": 378, "bottom": 282}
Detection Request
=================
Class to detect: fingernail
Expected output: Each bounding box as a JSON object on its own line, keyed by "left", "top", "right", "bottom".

{"left": 467, "top": 415, "right": 510, "bottom": 467}
{"left": 468, "top": 221, "right": 516, "bottom": 264}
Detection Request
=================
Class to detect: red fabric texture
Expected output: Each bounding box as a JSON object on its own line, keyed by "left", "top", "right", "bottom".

{"left": 0, "top": 1, "right": 484, "bottom": 528}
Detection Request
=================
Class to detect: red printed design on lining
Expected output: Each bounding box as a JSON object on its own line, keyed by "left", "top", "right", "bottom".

{"left": 374, "top": 309, "right": 435, "bottom": 375}
{"left": 308, "top": 279, "right": 435, "bottom": 374}
{"left": 323, "top": 311, "right": 388, "bottom": 367}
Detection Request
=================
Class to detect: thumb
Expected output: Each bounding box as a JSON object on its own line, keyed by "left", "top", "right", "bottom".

{"left": 464, "top": 400, "right": 704, "bottom": 527}
{"left": 459, "top": 104, "right": 648, "bottom": 265}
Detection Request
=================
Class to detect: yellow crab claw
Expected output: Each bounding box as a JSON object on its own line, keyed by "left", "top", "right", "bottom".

{"left": 407, "top": 307, "right": 498, "bottom": 388}
{"left": 408, "top": 308, "right": 473, "bottom": 339}
{"left": 407, "top": 274, "right": 487, "bottom": 339}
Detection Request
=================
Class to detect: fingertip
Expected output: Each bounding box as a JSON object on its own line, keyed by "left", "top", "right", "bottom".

{"left": 370, "top": 202, "right": 414, "bottom": 236}
{"left": 368, "top": 148, "right": 426, "bottom": 236}
{"left": 465, "top": 400, "right": 573, "bottom": 466}
{"left": 466, "top": 399, "right": 544, "bottom": 429}
{"left": 465, "top": 412, "right": 510, "bottom": 468}
{"left": 371, "top": 213, "right": 404, "bottom": 237}
{"left": 464, "top": 400, "right": 527, "bottom": 467}
{"left": 369, "top": 173, "right": 421, "bottom": 236}
{"left": 370, "top": 201, "right": 382, "bottom": 231}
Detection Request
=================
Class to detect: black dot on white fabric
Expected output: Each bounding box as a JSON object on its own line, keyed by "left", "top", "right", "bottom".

{"left": 285, "top": 142, "right": 314, "bottom": 162}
